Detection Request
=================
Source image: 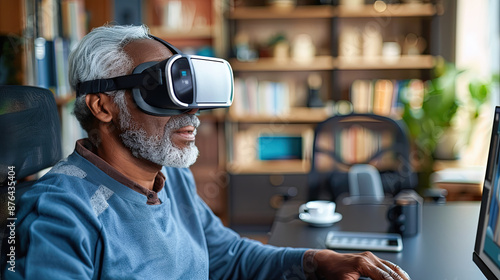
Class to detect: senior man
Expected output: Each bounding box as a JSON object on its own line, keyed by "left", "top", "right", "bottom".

{"left": 6, "top": 25, "right": 409, "bottom": 280}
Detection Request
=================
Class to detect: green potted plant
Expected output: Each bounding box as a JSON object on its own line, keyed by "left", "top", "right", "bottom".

{"left": 400, "top": 57, "right": 496, "bottom": 190}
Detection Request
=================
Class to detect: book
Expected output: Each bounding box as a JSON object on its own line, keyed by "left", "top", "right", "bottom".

{"left": 34, "top": 37, "right": 56, "bottom": 91}
{"left": 61, "top": 0, "right": 86, "bottom": 46}
{"left": 231, "top": 77, "right": 292, "bottom": 116}
{"left": 351, "top": 79, "right": 373, "bottom": 113}
{"left": 38, "top": 0, "right": 59, "bottom": 40}
{"left": 373, "top": 79, "right": 394, "bottom": 116}
{"left": 53, "top": 37, "right": 71, "bottom": 97}
{"left": 336, "top": 126, "right": 386, "bottom": 165}
{"left": 349, "top": 78, "right": 425, "bottom": 118}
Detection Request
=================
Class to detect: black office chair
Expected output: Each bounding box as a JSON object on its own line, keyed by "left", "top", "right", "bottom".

{"left": 308, "top": 113, "right": 417, "bottom": 202}
{"left": 0, "top": 85, "right": 62, "bottom": 279}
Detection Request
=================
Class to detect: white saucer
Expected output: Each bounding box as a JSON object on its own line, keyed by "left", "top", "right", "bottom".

{"left": 299, "top": 212, "right": 343, "bottom": 227}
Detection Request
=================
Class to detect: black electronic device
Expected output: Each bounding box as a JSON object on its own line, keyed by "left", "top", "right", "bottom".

{"left": 387, "top": 189, "right": 423, "bottom": 237}
{"left": 325, "top": 231, "right": 403, "bottom": 252}
{"left": 473, "top": 106, "right": 500, "bottom": 280}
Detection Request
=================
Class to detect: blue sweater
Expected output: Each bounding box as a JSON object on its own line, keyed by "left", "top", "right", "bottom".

{"left": 7, "top": 150, "right": 307, "bottom": 279}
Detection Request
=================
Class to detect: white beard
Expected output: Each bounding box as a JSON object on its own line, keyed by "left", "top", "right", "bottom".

{"left": 114, "top": 92, "right": 200, "bottom": 168}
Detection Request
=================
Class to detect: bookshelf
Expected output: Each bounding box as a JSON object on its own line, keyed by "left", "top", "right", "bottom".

{"left": 0, "top": 0, "right": 114, "bottom": 156}
{"left": 142, "top": 0, "right": 226, "bottom": 57}
{"left": 225, "top": 0, "right": 444, "bottom": 229}
{"left": 226, "top": 0, "right": 441, "bottom": 174}
{"left": 0, "top": 0, "right": 113, "bottom": 95}
{"left": 226, "top": 1, "right": 442, "bottom": 173}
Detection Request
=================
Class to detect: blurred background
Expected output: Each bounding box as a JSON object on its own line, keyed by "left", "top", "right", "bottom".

{"left": 0, "top": 0, "right": 498, "bottom": 239}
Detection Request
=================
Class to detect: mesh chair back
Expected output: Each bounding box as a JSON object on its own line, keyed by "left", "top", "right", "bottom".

{"left": 308, "top": 113, "right": 416, "bottom": 201}
{"left": 0, "top": 85, "right": 62, "bottom": 184}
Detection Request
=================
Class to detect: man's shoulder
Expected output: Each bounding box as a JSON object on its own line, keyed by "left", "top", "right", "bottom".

{"left": 31, "top": 153, "right": 101, "bottom": 197}
{"left": 46, "top": 158, "right": 89, "bottom": 180}
{"left": 16, "top": 156, "right": 110, "bottom": 224}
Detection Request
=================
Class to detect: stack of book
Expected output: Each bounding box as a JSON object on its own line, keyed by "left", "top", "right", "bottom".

{"left": 350, "top": 79, "right": 425, "bottom": 117}
{"left": 232, "top": 77, "right": 292, "bottom": 116}
{"left": 334, "top": 126, "right": 393, "bottom": 165}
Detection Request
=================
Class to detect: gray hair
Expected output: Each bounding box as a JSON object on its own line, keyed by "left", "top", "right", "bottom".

{"left": 69, "top": 24, "right": 151, "bottom": 141}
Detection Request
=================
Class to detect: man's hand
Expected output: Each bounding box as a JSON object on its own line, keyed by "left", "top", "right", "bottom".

{"left": 303, "top": 249, "right": 410, "bottom": 280}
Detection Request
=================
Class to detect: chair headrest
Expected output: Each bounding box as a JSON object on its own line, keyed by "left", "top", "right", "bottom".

{"left": 0, "top": 86, "right": 62, "bottom": 183}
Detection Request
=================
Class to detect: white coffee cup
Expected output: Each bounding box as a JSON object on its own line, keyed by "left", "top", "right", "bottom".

{"left": 299, "top": 200, "right": 336, "bottom": 222}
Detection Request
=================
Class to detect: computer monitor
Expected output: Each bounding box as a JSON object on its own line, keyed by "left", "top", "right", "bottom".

{"left": 474, "top": 106, "right": 500, "bottom": 280}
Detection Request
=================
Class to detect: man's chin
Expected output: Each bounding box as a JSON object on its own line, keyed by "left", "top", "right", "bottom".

{"left": 156, "top": 145, "right": 199, "bottom": 168}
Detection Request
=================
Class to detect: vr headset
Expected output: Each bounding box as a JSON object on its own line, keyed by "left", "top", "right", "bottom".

{"left": 76, "top": 36, "right": 234, "bottom": 116}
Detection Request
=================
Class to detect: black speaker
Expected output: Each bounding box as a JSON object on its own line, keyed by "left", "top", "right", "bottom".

{"left": 387, "top": 190, "right": 423, "bottom": 237}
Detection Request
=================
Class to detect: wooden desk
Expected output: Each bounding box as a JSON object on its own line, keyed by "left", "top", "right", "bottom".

{"left": 268, "top": 201, "right": 486, "bottom": 279}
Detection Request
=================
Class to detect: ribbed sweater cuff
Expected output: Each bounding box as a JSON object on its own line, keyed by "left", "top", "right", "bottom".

{"left": 281, "top": 248, "right": 309, "bottom": 280}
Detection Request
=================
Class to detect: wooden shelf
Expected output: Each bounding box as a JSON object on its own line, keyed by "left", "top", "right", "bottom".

{"left": 230, "top": 55, "right": 434, "bottom": 71}
{"left": 336, "top": 55, "right": 435, "bottom": 70}
{"left": 227, "top": 160, "right": 310, "bottom": 174}
{"left": 337, "top": 3, "right": 436, "bottom": 18}
{"left": 229, "top": 107, "right": 330, "bottom": 123}
{"left": 149, "top": 26, "right": 213, "bottom": 40}
{"left": 228, "top": 5, "right": 335, "bottom": 20}
{"left": 0, "top": 1, "right": 23, "bottom": 34}
{"left": 229, "top": 56, "right": 335, "bottom": 72}
{"left": 228, "top": 3, "right": 436, "bottom": 20}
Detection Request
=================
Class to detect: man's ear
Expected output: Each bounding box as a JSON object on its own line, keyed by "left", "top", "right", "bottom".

{"left": 85, "top": 93, "right": 115, "bottom": 123}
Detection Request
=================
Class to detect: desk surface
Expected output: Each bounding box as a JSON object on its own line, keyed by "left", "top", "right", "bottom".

{"left": 268, "top": 201, "right": 486, "bottom": 280}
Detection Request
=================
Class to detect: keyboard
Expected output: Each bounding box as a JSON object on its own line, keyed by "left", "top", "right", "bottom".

{"left": 325, "top": 231, "right": 403, "bottom": 252}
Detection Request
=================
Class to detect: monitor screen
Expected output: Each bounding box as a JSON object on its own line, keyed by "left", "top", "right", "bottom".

{"left": 474, "top": 106, "right": 500, "bottom": 280}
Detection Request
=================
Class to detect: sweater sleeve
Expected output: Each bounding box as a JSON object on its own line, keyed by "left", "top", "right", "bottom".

{"left": 189, "top": 183, "right": 308, "bottom": 279}
{"left": 6, "top": 180, "right": 100, "bottom": 280}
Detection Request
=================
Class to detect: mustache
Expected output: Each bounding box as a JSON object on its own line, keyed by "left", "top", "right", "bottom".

{"left": 167, "top": 114, "right": 200, "bottom": 130}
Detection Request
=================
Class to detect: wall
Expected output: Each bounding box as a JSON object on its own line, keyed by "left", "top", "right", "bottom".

{"left": 454, "top": 0, "right": 500, "bottom": 166}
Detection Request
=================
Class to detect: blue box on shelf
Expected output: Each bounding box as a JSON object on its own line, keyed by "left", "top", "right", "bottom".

{"left": 258, "top": 135, "right": 303, "bottom": 161}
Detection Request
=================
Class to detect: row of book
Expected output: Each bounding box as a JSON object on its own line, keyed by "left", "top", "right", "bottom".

{"left": 231, "top": 77, "right": 293, "bottom": 116}
{"left": 35, "top": 37, "right": 71, "bottom": 97}
{"left": 350, "top": 79, "right": 425, "bottom": 116}
{"left": 35, "top": 0, "right": 86, "bottom": 97}
{"left": 334, "top": 125, "right": 393, "bottom": 165}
